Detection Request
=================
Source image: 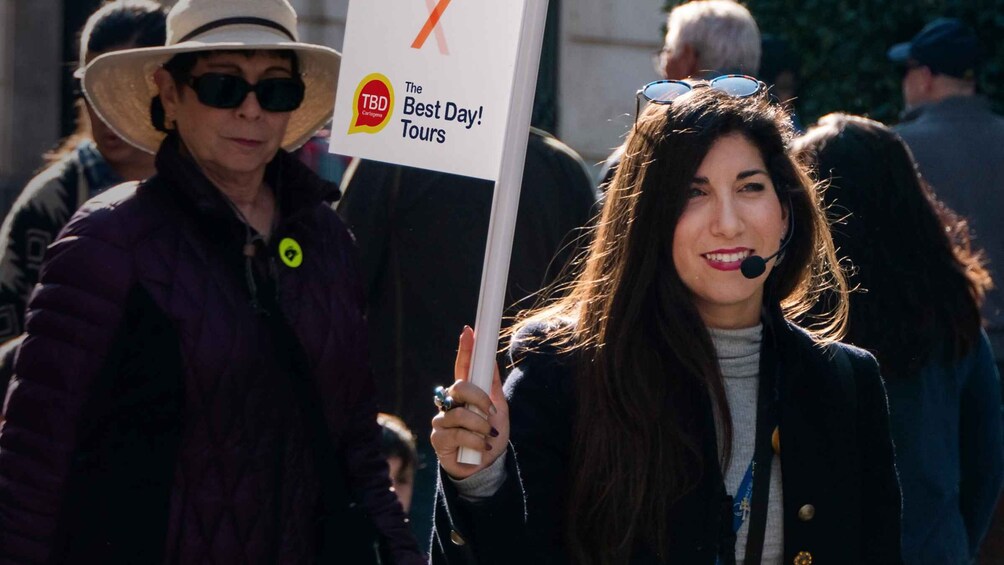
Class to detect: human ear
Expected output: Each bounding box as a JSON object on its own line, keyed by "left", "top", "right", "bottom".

{"left": 153, "top": 68, "right": 180, "bottom": 115}
{"left": 778, "top": 195, "right": 791, "bottom": 239}
{"left": 680, "top": 44, "right": 700, "bottom": 77}
{"left": 918, "top": 67, "right": 936, "bottom": 95}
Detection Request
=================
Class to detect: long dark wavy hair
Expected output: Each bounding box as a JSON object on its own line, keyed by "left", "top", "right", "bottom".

{"left": 793, "top": 113, "right": 991, "bottom": 379}
{"left": 509, "top": 89, "right": 847, "bottom": 563}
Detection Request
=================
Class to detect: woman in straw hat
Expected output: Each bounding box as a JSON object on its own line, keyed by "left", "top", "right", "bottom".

{"left": 0, "top": 1, "right": 424, "bottom": 563}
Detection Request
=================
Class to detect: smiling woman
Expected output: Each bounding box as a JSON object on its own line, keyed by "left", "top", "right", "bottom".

{"left": 0, "top": 1, "right": 425, "bottom": 564}
{"left": 673, "top": 133, "right": 787, "bottom": 328}
{"left": 428, "top": 87, "right": 903, "bottom": 565}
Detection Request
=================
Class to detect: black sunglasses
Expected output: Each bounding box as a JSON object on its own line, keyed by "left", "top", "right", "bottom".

{"left": 186, "top": 73, "right": 305, "bottom": 112}
{"left": 634, "top": 74, "right": 766, "bottom": 123}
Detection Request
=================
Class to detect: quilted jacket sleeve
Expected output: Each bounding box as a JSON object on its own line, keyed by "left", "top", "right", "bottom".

{"left": 0, "top": 201, "right": 134, "bottom": 563}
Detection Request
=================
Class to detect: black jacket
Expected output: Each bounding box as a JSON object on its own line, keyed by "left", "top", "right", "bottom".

{"left": 432, "top": 308, "right": 903, "bottom": 564}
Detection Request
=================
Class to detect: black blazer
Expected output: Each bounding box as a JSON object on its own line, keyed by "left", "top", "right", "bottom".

{"left": 431, "top": 308, "right": 903, "bottom": 564}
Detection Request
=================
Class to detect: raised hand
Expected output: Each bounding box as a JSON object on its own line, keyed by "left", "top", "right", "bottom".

{"left": 430, "top": 325, "right": 510, "bottom": 479}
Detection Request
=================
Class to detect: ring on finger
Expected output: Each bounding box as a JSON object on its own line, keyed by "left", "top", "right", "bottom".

{"left": 443, "top": 395, "right": 457, "bottom": 411}
{"left": 434, "top": 386, "right": 456, "bottom": 412}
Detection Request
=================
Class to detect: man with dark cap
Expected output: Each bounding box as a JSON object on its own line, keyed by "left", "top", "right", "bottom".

{"left": 889, "top": 18, "right": 1004, "bottom": 374}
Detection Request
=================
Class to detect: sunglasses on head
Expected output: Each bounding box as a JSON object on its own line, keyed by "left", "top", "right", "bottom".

{"left": 634, "top": 74, "right": 766, "bottom": 123}
{"left": 186, "top": 73, "right": 305, "bottom": 112}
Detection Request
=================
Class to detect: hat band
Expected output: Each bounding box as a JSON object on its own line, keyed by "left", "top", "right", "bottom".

{"left": 178, "top": 17, "right": 296, "bottom": 44}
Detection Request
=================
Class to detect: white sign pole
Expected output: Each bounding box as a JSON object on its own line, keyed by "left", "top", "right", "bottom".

{"left": 458, "top": 0, "right": 550, "bottom": 465}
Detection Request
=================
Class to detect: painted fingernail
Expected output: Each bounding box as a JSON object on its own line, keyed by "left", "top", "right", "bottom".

{"left": 490, "top": 427, "right": 499, "bottom": 438}
{"left": 484, "top": 443, "right": 493, "bottom": 451}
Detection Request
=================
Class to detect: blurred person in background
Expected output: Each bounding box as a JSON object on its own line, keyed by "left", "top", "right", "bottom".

{"left": 293, "top": 121, "right": 353, "bottom": 187}
{"left": 795, "top": 113, "right": 1003, "bottom": 565}
{"left": 379, "top": 412, "right": 419, "bottom": 514}
{"left": 888, "top": 18, "right": 1004, "bottom": 373}
{"left": 889, "top": 22, "right": 1004, "bottom": 559}
{"left": 0, "top": 0, "right": 166, "bottom": 346}
{"left": 0, "top": 0, "right": 166, "bottom": 429}
{"left": 760, "top": 34, "right": 802, "bottom": 132}
{"left": 598, "top": 0, "right": 761, "bottom": 189}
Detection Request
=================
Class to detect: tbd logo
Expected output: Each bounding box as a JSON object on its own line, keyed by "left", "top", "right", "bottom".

{"left": 348, "top": 73, "right": 395, "bottom": 134}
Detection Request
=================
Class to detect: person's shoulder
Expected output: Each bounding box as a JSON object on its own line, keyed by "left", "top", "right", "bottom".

{"left": 956, "top": 328, "right": 999, "bottom": 377}
{"left": 505, "top": 319, "right": 579, "bottom": 399}
{"left": 986, "top": 108, "right": 1004, "bottom": 132}
{"left": 9, "top": 157, "right": 79, "bottom": 217}
{"left": 529, "top": 127, "right": 585, "bottom": 163}
{"left": 891, "top": 115, "right": 934, "bottom": 142}
{"left": 828, "top": 339, "right": 879, "bottom": 375}
{"left": 62, "top": 180, "right": 171, "bottom": 248}
{"left": 526, "top": 128, "right": 597, "bottom": 192}
{"left": 309, "top": 200, "right": 356, "bottom": 246}
{"left": 509, "top": 318, "right": 573, "bottom": 360}
{"left": 785, "top": 322, "right": 879, "bottom": 378}
{"left": 78, "top": 180, "right": 148, "bottom": 221}
{"left": 32, "top": 181, "right": 150, "bottom": 294}
{"left": 277, "top": 152, "right": 353, "bottom": 239}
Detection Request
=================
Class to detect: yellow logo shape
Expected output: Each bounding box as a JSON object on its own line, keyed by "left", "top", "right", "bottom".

{"left": 349, "top": 73, "right": 395, "bottom": 134}
{"left": 279, "top": 237, "right": 303, "bottom": 268}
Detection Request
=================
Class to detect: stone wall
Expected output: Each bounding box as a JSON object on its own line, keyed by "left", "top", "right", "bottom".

{"left": 0, "top": 0, "right": 62, "bottom": 215}
{"left": 559, "top": 0, "right": 665, "bottom": 171}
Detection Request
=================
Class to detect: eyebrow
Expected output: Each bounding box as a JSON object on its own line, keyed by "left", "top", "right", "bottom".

{"left": 692, "top": 169, "right": 769, "bottom": 184}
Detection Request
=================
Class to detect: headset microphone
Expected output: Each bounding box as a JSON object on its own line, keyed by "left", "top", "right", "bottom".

{"left": 740, "top": 248, "right": 780, "bottom": 279}
{"left": 740, "top": 213, "right": 795, "bottom": 280}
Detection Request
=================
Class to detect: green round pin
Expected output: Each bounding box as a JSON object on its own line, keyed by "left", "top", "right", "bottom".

{"left": 279, "top": 237, "right": 303, "bottom": 268}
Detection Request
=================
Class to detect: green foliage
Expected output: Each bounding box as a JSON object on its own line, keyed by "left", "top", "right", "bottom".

{"left": 662, "top": 0, "right": 1004, "bottom": 125}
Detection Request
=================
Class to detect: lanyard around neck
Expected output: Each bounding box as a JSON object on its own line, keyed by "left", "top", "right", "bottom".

{"left": 718, "top": 338, "right": 781, "bottom": 565}
{"left": 731, "top": 458, "right": 756, "bottom": 535}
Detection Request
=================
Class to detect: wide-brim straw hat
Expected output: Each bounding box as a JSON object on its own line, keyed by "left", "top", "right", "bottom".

{"left": 82, "top": 0, "right": 341, "bottom": 154}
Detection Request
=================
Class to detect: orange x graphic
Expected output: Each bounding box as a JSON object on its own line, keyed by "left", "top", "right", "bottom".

{"left": 411, "top": 0, "right": 452, "bottom": 51}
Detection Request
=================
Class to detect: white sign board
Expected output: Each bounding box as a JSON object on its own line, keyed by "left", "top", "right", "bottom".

{"left": 331, "top": 0, "right": 550, "bottom": 465}
{"left": 328, "top": 0, "right": 526, "bottom": 181}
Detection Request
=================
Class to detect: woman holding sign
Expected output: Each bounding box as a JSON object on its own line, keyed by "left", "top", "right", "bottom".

{"left": 429, "top": 81, "right": 902, "bottom": 564}
{"left": 0, "top": 0, "right": 423, "bottom": 563}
